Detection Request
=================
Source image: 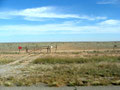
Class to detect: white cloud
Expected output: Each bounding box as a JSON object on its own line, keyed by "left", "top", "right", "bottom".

{"left": 0, "top": 12, "right": 12, "bottom": 19}
{"left": 15, "top": 7, "right": 80, "bottom": 19}
{"left": 99, "top": 19, "right": 120, "bottom": 25}
{"left": 0, "top": 6, "right": 107, "bottom": 21}
{"left": 97, "top": 0, "right": 119, "bottom": 4}
{"left": 0, "top": 20, "right": 120, "bottom": 36}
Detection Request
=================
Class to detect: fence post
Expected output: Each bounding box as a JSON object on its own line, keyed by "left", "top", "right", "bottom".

{"left": 47, "top": 46, "right": 49, "bottom": 53}
{"left": 55, "top": 45, "right": 57, "bottom": 53}
{"left": 25, "top": 46, "right": 28, "bottom": 53}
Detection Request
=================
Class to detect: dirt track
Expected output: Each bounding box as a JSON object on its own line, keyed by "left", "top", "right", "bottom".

{"left": 0, "top": 54, "right": 41, "bottom": 77}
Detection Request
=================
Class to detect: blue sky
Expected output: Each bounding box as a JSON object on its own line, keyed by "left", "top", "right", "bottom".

{"left": 0, "top": 0, "right": 120, "bottom": 42}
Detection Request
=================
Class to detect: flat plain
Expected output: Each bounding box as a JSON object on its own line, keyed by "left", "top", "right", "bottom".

{"left": 0, "top": 42, "right": 120, "bottom": 87}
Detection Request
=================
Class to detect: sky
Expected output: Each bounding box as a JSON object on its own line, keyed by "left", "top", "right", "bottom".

{"left": 0, "top": 0, "right": 120, "bottom": 42}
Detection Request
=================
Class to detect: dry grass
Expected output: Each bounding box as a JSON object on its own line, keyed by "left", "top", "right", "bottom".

{"left": 0, "top": 42, "right": 119, "bottom": 86}
{"left": 0, "top": 55, "right": 119, "bottom": 87}
{"left": 33, "top": 56, "right": 120, "bottom": 64}
{"left": 1, "top": 62, "right": 120, "bottom": 86}
{"left": 0, "top": 59, "right": 15, "bottom": 64}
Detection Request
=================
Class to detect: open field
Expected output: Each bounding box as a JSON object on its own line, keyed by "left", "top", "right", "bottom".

{"left": 0, "top": 42, "right": 120, "bottom": 87}
{"left": 0, "top": 41, "right": 120, "bottom": 52}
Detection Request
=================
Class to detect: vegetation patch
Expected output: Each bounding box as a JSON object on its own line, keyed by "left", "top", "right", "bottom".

{"left": 4, "top": 61, "right": 119, "bottom": 87}
{"left": 33, "top": 56, "right": 120, "bottom": 64}
{"left": 0, "top": 59, "right": 15, "bottom": 64}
